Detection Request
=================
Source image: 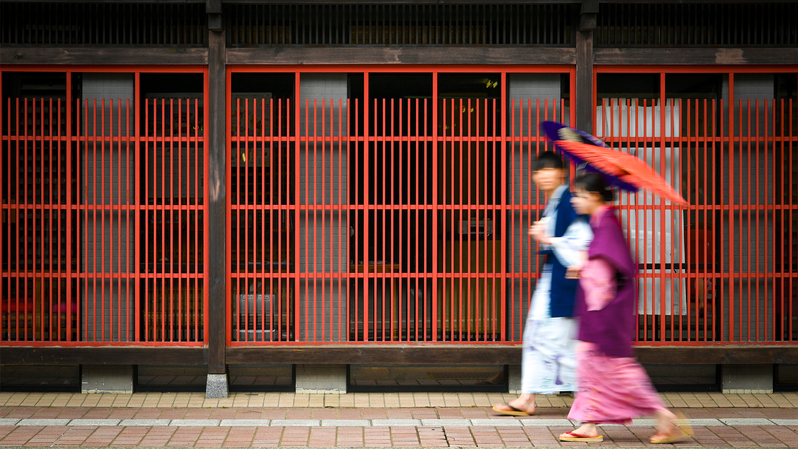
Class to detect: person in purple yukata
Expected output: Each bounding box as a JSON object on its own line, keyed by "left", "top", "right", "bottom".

{"left": 558, "top": 172, "right": 692, "bottom": 444}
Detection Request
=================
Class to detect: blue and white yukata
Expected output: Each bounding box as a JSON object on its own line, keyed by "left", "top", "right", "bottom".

{"left": 521, "top": 184, "right": 593, "bottom": 394}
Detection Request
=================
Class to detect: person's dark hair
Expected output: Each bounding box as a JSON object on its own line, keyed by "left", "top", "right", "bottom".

{"left": 534, "top": 151, "right": 564, "bottom": 172}
{"left": 574, "top": 172, "right": 615, "bottom": 202}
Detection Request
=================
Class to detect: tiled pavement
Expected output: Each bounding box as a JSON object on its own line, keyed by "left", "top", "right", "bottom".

{"left": 0, "top": 391, "right": 796, "bottom": 447}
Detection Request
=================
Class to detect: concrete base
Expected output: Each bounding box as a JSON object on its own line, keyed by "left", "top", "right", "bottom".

{"left": 81, "top": 365, "right": 133, "bottom": 394}
{"left": 205, "top": 373, "right": 229, "bottom": 399}
{"left": 295, "top": 364, "right": 347, "bottom": 394}
{"left": 508, "top": 364, "right": 522, "bottom": 395}
{"left": 721, "top": 364, "right": 774, "bottom": 394}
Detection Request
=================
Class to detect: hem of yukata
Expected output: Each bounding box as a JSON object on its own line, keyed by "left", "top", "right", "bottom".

{"left": 522, "top": 389, "right": 575, "bottom": 395}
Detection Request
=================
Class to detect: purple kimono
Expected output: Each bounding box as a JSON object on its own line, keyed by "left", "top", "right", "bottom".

{"left": 568, "top": 206, "right": 667, "bottom": 425}
{"left": 575, "top": 206, "right": 637, "bottom": 358}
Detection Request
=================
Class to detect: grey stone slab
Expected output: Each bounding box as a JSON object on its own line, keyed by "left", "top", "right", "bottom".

{"left": 271, "top": 420, "right": 320, "bottom": 427}
{"left": 321, "top": 420, "right": 370, "bottom": 427}
{"left": 119, "top": 419, "right": 172, "bottom": 427}
{"left": 771, "top": 419, "right": 798, "bottom": 426}
{"left": 719, "top": 418, "right": 775, "bottom": 426}
{"left": 220, "top": 419, "right": 271, "bottom": 427}
{"left": 169, "top": 419, "right": 221, "bottom": 427}
{"left": 205, "top": 373, "right": 229, "bottom": 399}
{"left": 680, "top": 419, "right": 724, "bottom": 427}
{"left": 81, "top": 365, "right": 134, "bottom": 394}
{"left": 420, "top": 419, "right": 472, "bottom": 427}
{"left": 371, "top": 419, "right": 422, "bottom": 427}
{"left": 68, "top": 419, "right": 121, "bottom": 426}
{"left": 521, "top": 419, "right": 574, "bottom": 427}
{"left": 623, "top": 419, "right": 657, "bottom": 427}
{"left": 18, "top": 419, "right": 71, "bottom": 426}
{"left": 470, "top": 419, "right": 522, "bottom": 427}
{"left": 0, "top": 419, "right": 20, "bottom": 426}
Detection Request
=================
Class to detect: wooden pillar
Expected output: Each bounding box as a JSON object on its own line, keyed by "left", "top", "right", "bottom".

{"left": 206, "top": 0, "right": 227, "bottom": 397}
{"left": 576, "top": 0, "right": 598, "bottom": 134}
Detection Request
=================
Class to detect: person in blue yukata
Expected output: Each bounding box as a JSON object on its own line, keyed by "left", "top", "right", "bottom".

{"left": 492, "top": 151, "right": 592, "bottom": 416}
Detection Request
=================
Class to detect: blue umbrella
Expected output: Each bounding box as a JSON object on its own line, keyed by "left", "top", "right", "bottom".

{"left": 539, "top": 121, "right": 639, "bottom": 193}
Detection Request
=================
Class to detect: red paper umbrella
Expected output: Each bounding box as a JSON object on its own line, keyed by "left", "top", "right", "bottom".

{"left": 554, "top": 140, "right": 689, "bottom": 205}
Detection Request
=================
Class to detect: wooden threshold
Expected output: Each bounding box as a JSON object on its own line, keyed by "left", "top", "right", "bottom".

{"left": 1, "top": 345, "right": 795, "bottom": 366}
{"left": 0, "top": 347, "right": 207, "bottom": 365}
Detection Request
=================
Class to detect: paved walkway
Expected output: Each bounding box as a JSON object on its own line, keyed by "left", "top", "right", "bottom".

{"left": 0, "top": 392, "right": 796, "bottom": 447}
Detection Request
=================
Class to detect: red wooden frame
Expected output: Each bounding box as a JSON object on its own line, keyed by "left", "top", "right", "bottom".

{"left": 0, "top": 66, "right": 210, "bottom": 347}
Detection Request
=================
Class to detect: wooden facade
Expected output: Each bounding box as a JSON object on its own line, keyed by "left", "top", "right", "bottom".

{"left": 1, "top": 0, "right": 797, "bottom": 386}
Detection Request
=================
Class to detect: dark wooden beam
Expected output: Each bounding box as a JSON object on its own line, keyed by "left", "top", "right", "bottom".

{"left": 226, "top": 47, "right": 576, "bottom": 66}
{"left": 581, "top": 0, "right": 599, "bottom": 14}
{"left": 223, "top": 0, "right": 580, "bottom": 3}
{"left": 0, "top": 47, "right": 208, "bottom": 66}
{"left": 220, "top": 0, "right": 795, "bottom": 4}
{"left": 226, "top": 345, "right": 522, "bottom": 365}
{"left": 575, "top": 32, "right": 593, "bottom": 133}
{"left": 594, "top": 48, "right": 798, "bottom": 66}
{"left": 1, "top": 345, "right": 794, "bottom": 366}
{"left": 4, "top": 0, "right": 793, "bottom": 4}
{"left": 206, "top": 29, "right": 227, "bottom": 375}
{"left": 226, "top": 345, "right": 798, "bottom": 365}
{"left": 1, "top": 348, "right": 207, "bottom": 365}
{"left": 206, "top": 0, "right": 222, "bottom": 13}
{"left": 601, "top": 0, "right": 797, "bottom": 3}
{"left": 2, "top": 0, "right": 205, "bottom": 3}
{"left": 636, "top": 346, "right": 798, "bottom": 365}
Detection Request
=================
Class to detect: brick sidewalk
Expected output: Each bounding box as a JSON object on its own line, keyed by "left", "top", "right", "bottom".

{"left": 0, "top": 392, "right": 796, "bottom": 447}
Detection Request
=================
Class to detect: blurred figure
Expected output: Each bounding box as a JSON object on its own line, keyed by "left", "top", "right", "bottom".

{"left": 492, "top": 152, "right": 591, "bottom": 416}
{"left": 558, "top": 173, "right": 691, "bottom": 444}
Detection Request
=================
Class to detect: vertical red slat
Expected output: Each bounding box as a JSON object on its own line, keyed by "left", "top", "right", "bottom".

{"left": 144, "top": 98, "right": 150, "bottom": 341}
{"left": 728, "top": 75, "right": 735, "bottom": 342}
{"left": 21, "top": 98, "right": 28, "bottom": 341}
{"left": 266, "top": 98, "right": 272, "bottom": 341}
{"left": 134, "top": 74, "right": 140, "bottom": 342}
{"left": 293, "top": 73, "right": 301, "bottom": 343}
{"left": 88, "top": 98, "right": 95, "bottom": 342}
{"left": 431, "top": 72, "right": 438, "bottom": 342}
{"left": 362, "top": 73, "right": 370, "bottom": 342}
{"left": 499, "top": 73, "right": 507, "bottom": 342}
{"left": 780, "top": 97, "right": 787, "bottom": 341}
{"left": 242, "top": 97, "right": 250, "bottom": 341}
{"left": 0, "top": 86, "right": 4, "bottom": 341}
{"left": 757, "top": 98, "right": 776, "bottom": 340}
{"left": 159, "top": 98, "right": 166, "bottom": 342}
{"left": 669, "top": 97, "right": 679, "bottom": 341}
{"left": 739, "top": 98, "right": 745, "bottom": 342}
{"left": 419, "top": 97, "right": 426, "bottom": 341}
{"left": 4, "top": 98, "right": 10, "bottom": 341}
{"left": 788, "top": 97, "right": 794, "bottom": 342}
{"left": 196, "top": 94, "right": 201, "bottom": 342}
{"left": 719, "top": 97, "right": 726, "bottom": 342}
{"left": 13, "top": 98, "right": 19, "bottom": 340}
{"left": 305, "top": 97, "right": 312, "bottom": 341}
{"left": 748, "top": 99, "right": 755, "bottom": 340}
{"left": 120, "top": 97, "right": 126, "bottom": 341}
{"left": 338, "top": 98, "right": 344, "bottom": 342}
{"left": 224, "top": 71, "right": 231, "bottom": 345}
{"left": 755, "top": 98, "right": 761, "bottom": 341}
{"left": 389, "top": 98, "right": 395, "bottom": 341}
{"left": 276, "top": 98, "right": 283, "bottom": 341}
{"left": 353, "top": 96, "right": 359, "bottom": 342}
{"left": 710, "top": 98, "right": 717, "bottom": 341}
{"left": 177, "top": 98, "right": 184, "bottom": 342}
{"left": 47, "top": 98, "right": 54, "bottom": 341}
